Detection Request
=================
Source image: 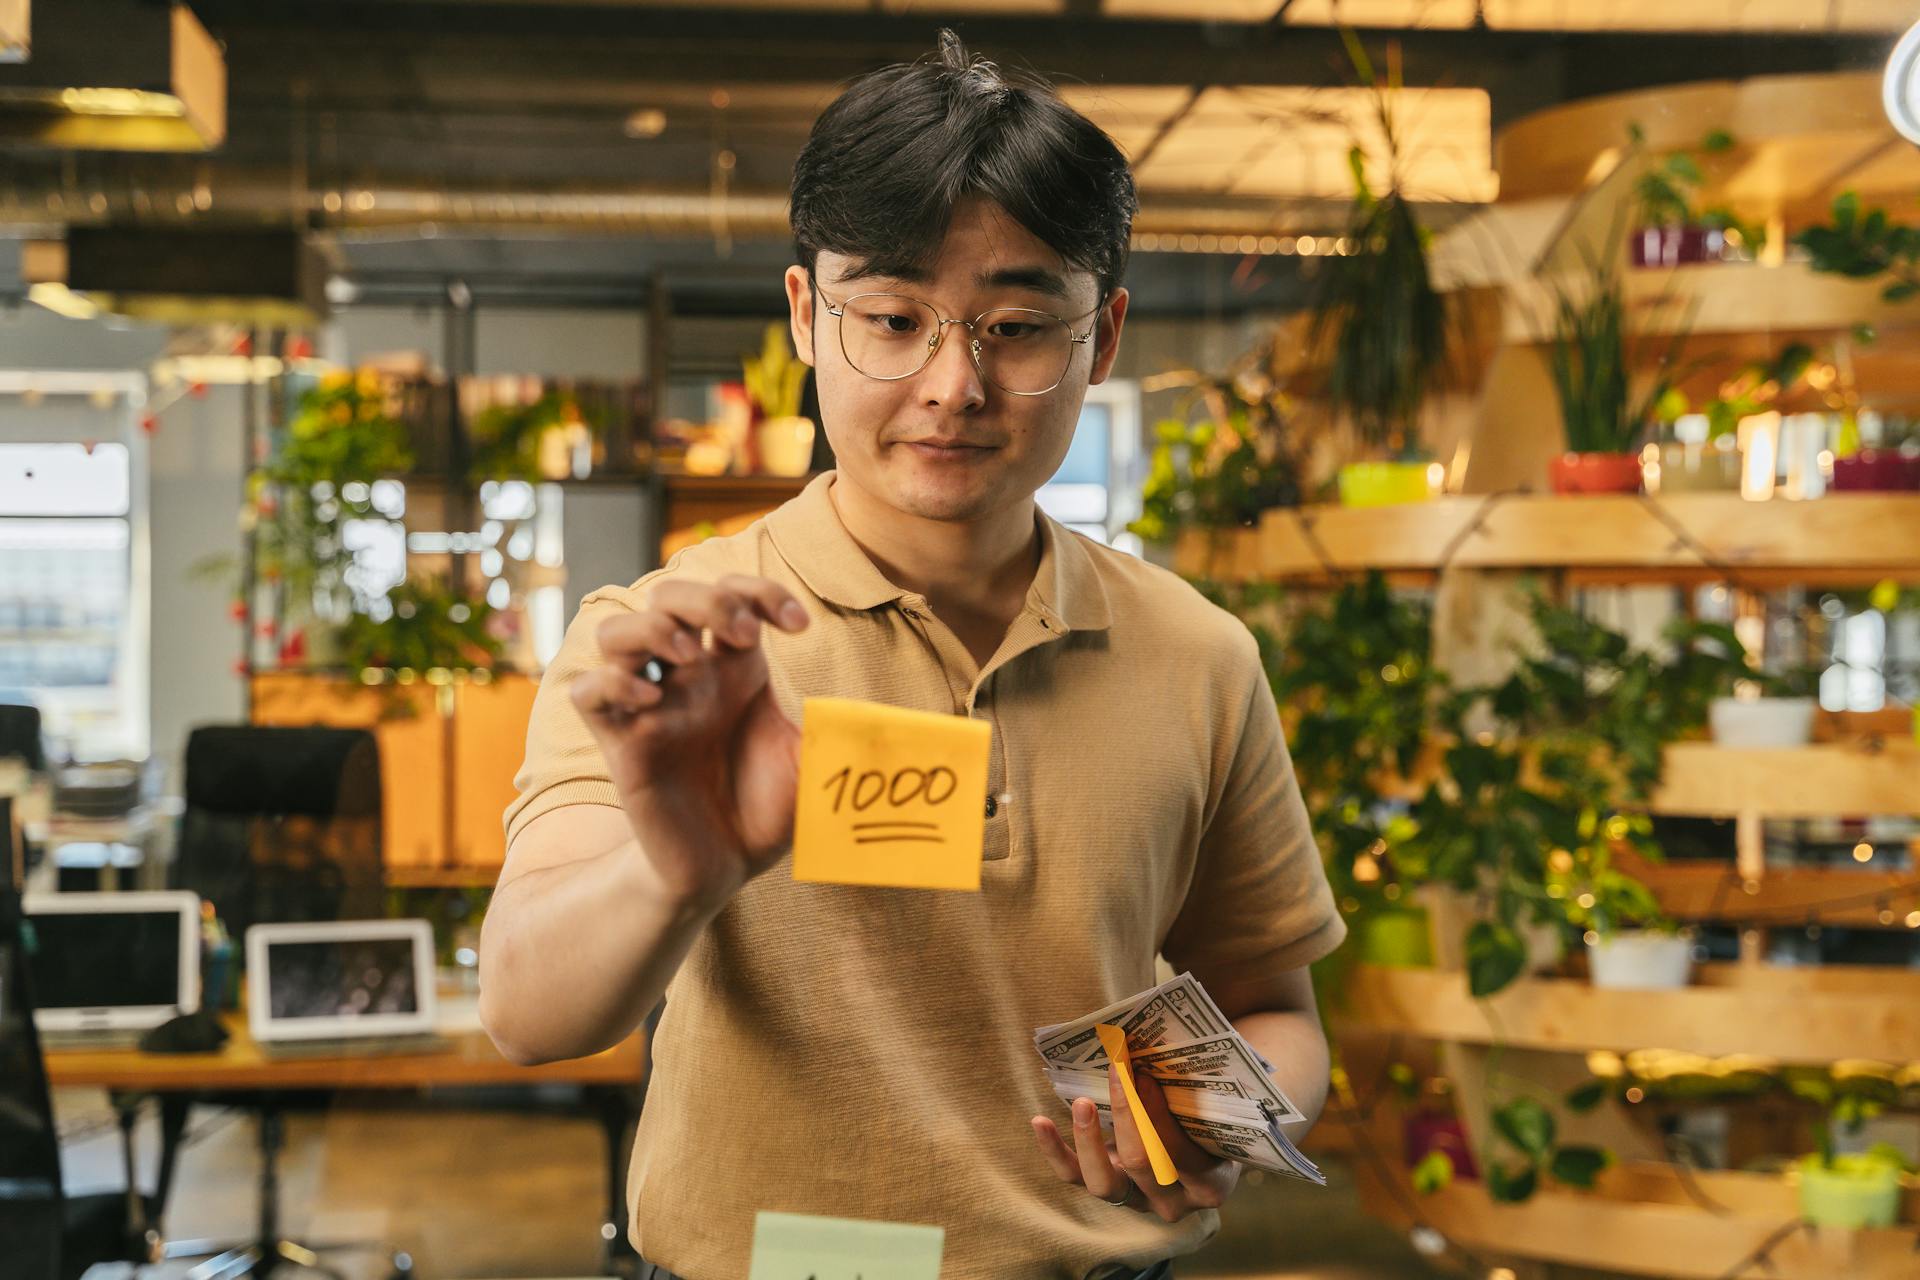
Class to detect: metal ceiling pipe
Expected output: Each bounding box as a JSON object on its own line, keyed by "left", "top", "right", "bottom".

{"left": 0, "top": 170, "right": 1395, "bottom": 241}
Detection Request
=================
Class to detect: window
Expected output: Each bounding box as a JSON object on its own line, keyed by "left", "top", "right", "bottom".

{"left": 1036, "top": 379, "right": 1142, "bottom": 555}
{"left": 0, "top": 443, "right": 141, "bottom": 759}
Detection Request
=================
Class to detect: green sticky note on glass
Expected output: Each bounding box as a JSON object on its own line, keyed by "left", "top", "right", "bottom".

{"left": 747, "top": 1211, "right": 944, "bottom": 1280}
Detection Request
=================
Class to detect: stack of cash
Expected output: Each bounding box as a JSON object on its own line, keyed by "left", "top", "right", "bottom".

{"left": 1033, "top": 972, "right": 1325, "bottom": 1185}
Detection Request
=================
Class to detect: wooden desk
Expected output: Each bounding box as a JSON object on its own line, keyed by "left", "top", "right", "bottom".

{"left": 47, "top": 1015, "right": 646, "bottom": 1275}
{"left": 45, "top": 1013, "right": 644, "bottom": 1092}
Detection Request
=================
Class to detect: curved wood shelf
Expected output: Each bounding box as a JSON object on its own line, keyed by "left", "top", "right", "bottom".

{"left": 1652, "top": 742, "right": 1920, "bottom": 819}
{"left": 1354, "top": 1156, "right": 1919, "bottom": 1280}
{"left": 1172, "top": 493, "right": 1920, "bottom": 583}
{"left": 1333, "top": 963, "right": 1920, "bottom": 1065}
{"left": 1624, "top": 854, "right": 1920, "bottom": 931}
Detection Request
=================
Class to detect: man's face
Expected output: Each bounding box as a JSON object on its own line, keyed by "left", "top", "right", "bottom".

{"left": 785, "top": 197, "right": 1129, "bottom": 525}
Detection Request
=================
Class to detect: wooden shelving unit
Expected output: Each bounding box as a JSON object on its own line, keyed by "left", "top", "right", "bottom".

{"left": 1336, "top": 963, "right": 1920, "bottom": 1065}
{"left": 1174, "top": 493, "right": 1920, "bottom": 584}
{"left": 1354, "top": 1156, "right": 1920, "bottom": 1280}
{"left": 1300, "top": 68, "right": 1920, "bottom": 1273}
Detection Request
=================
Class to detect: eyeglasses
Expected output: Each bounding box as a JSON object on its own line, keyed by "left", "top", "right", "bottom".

{"left": 815, "top": 285, "right": 1102, "bottom": 397}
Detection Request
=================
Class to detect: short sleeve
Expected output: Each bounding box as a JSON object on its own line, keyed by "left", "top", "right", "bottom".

{"left": 500, "top": 584, "right": 644, "bottom": 849}
{"left": 1161, "top": 639, "right": 1346, "bottom": 980}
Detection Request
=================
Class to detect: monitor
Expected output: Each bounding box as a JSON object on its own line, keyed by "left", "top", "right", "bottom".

{"left": 245, "top": 919, "right": 436, "bottom": 1043}
{"left": 22, "top": 891, "right": 201, "bottom": 1033}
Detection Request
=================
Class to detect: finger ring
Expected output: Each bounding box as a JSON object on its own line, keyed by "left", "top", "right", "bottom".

{"left": 1102, "top": 1182, "right": 1134, "bottom": 1208}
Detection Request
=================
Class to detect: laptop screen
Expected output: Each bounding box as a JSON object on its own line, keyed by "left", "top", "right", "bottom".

{"left": 266, "top": 936, "right": 421, "bottom": 1020}
{"left": 26, "top": 909, "right": 185, "bottom": 1011}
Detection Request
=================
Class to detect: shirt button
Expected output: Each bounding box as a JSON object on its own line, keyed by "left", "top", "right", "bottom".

{"left": 984, "top": 794, "right": 998, "bottom": 819}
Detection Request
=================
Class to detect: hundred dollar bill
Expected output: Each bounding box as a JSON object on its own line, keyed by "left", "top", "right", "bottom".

{"left": 1046, "top": 1072, "right": 1324, "bottom": 1185}
{"left": 1036, "top": 971, "right": 1230, "bottom": 1068}
{"left": 1129, "top": 1032, "right": 1303, "bottom": 1124}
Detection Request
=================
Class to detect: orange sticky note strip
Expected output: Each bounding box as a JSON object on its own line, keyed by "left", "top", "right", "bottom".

{"left": 792, "top": 697, "right": 991, "bottom": 891}
{"left": 1096, "top": 1023, "right": 1178, "bottom": 1186}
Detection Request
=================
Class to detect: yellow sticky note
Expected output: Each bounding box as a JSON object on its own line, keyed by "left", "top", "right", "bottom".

{"left": 792, "top": 697, "right": 991, "bottom": 891}
{"left": 1097, "top": 1023, "right": 1178, "bottom": 1186}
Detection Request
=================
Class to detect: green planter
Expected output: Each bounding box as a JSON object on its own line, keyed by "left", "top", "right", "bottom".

{"left": 1338, "top": 461, "right": 1435, "bottom": 508}
{"left": 1355, "top": 907, "right": 1434, "bottom": 968}
{"left": 1798, "top": 1154, "right": 1903, "bottom": 1229}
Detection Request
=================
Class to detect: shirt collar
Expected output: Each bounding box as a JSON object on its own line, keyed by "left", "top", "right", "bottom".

{"left": 765, "top": 470, "right": 1112, "bottom": 633}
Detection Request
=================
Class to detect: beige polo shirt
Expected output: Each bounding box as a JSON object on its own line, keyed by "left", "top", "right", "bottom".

{"left": 504, "top": 471, "right": 1344, "bottom": 1280}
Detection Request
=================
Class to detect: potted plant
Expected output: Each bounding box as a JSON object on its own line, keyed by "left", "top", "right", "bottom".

{"left": 1130, "top": 332, "right": 1309, "bottom": 548}
{"left": 1785, "top": 1074, "right": 1912, "bottom": 1230}
{"left": 1708, "top": 664, "right": 1820, "bottom": 748}
{"left": 1311, "top": 34, "right": 1455, "bottom": 508}
{"left": 1831, "top": 415, "right": 1920, "bottom": 493}
{"left": 1542, "top": 255, "right": 1694, "bottom": 494}
{"left": 1627, "top": 125, "right": 1765, "bottom": 268}
{"left": 465, "top": 386, "right": 608, "bottom": 484}
{"left": 1553, "top": 841, "right": 1693, "bottom": 990}
{"left": 742, "top": 322, "right": 814, "bottom": 477}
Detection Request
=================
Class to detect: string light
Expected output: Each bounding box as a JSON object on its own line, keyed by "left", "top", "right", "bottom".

{"left": 1852, "top": 841, "right": 1874, "bottom": 863}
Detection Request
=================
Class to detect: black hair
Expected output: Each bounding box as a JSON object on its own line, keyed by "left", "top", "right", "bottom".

{"left": 789, "top": 29, "right": 1137, "bottom": 301}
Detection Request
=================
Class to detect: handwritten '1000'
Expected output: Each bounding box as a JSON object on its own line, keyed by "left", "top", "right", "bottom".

{"left": 823, "top": 765, "right": 958, "bottom": 845}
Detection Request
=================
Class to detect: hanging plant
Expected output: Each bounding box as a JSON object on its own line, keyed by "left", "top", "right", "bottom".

{"left": 1306, "top": 32, "right": 1453, "bottom": 462}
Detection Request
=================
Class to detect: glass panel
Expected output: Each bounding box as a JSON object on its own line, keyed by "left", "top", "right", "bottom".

{"left": 0, "top": 444, "right": 131, "bottom": 517}
{"left": 1050, "top": 405, "right": 1110, "bottom": 486}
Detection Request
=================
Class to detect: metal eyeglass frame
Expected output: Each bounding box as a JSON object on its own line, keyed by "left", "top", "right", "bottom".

{"left": 813, "top": 283, "right": 1104, "bottom": 397}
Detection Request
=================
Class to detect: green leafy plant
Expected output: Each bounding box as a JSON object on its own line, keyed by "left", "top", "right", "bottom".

{"left": 466, "top": 389, "right": 603, "bottom": 484}
{"left": 1130, "top": 342, "right": 1306, "bottom": 542}
{"left": 1405, "top": 595, "right": 1754, "bottom": 992}
{"left": 1794, "top": 191, "right": 1920, "bottom": 303}
{"left": 252, "top": 370, "right": 417, "bottom": 614}
{"left": 1628, "top": 123, "right": 1766, "bottom": 254}
{"left": 743, "top": 322, "right": 809, "bottom": 419}
{"left": 1306, "top": 31, "right": 1454, "bottom": 461}
{"left": 336, "top": 578, "right": 505, "bottom": 679}
{"left": 1267, "top": 573, "right": 1441, "bottom": 913}
{"left": 1484, "top": 1096, "right": 1612, "bottom": 1202}
{"left": 1544, "top": 255, "right": 1697, "bottom": 454}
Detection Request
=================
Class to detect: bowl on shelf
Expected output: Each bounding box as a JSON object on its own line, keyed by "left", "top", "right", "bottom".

{"left": 1586, "top": 930, "right": 1693, "bottom": 990}
{"left": 1797, "top": 1153, "right": 1904, "bottom": 1229}
{"left": 1338, "top": 461, "right": 1437, "bottom": 508}
{"left": 1830, "top": 448, "right": 1920, "bottom": 492}
{"left": 1548, "top": 451, "right": 1643, "bottom": 495}
{"left": 1709, "top": 696, "right": 1816, "bottom": 747}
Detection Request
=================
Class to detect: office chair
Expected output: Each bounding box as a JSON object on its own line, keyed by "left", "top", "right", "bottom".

{"left": 0, "top": 860, "right": 164, "bottom": 1280}
{"left": 161, "top": 725, "right": 412, "bottom": 1280}
{"left": 0, "top": 700, "right": 46, "bottom": 771}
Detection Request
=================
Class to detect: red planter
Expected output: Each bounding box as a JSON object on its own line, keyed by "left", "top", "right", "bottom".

{"left": 1830, "top": 449, "right": 1920, "bottom": 492}
{"left": 1631, "top": 225, "right": 1730, "bottom": 267}
{"left": 1549, "top": 451, "right": 1643, "bottom": 495}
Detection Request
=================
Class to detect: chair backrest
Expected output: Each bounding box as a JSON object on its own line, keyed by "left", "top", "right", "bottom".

{"left": 0, "top": 702, "right": 46, "bottom": 772}
{"left": 0, "top": 803, "right": 63, "bottom": 1280}
{"left": 173, "top": 725, "right": 385, "bottom": 944}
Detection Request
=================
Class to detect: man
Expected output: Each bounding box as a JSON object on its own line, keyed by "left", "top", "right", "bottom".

{"left": 481, "top": 31, "right": 1344, "bottom": 1280}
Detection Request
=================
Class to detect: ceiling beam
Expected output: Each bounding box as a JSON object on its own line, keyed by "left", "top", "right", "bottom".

{"left": 184, "top": 3, "right": 1890, "bottom": 130}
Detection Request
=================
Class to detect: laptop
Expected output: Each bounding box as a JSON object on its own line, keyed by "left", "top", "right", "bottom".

{"left": 22, "top": 890, "right": 202, "bottom": 1043}
{"left": 246, "top": 918, "right": 442, "bottom": 1055}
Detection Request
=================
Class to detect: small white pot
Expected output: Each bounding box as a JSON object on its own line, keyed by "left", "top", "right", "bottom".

{"left": 1587, "top": 931, "right": 1693, "bottom": 990}
{"left": 1709, "top": 696, "right": 1816, "bottom": 748}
